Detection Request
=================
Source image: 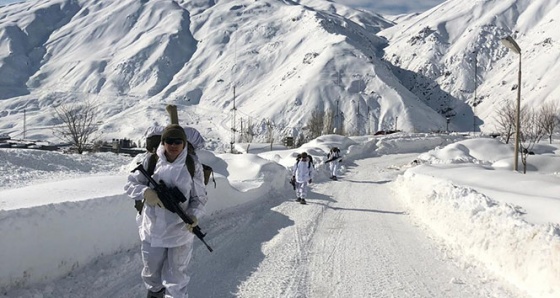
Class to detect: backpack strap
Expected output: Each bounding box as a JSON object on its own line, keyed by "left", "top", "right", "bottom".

{"left": 147, "top": 153, "right": 158, "bottom": 176}
{"left": 186, "top": 154, "right": 196, "bottom": 179}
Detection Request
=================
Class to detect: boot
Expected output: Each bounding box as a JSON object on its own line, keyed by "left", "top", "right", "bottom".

{"left": 300, "top": 198, "right": 307, "bottom": 204}
{"left": 147, "top": 288, "right": 165, "bottom": 298}
{"left": 295, "top": 197, "right": 302, "bottom": 202}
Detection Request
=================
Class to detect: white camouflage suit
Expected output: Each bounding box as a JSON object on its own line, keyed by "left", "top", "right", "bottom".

{"left": 327, "top": 150, "right": 341, "bottom": 177}
{"left": 125, "top": 143, "right": 207, "bottom": 298}
{"left": 292, "top": 158, "right": 314, "bottom": 199}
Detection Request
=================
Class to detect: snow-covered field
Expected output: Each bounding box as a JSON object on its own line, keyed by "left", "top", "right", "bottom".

{"left": 1, "top": 133, "right": 559, "bottom": 297}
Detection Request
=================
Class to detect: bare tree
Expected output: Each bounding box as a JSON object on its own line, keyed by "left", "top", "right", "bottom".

{"left": 538, "top": 102, "right": 559, "bottom": 144}
{"left": 239, "top": 117, "right": 255, "bottom": 143}
{"left": 307, "top": 109, "right": 324, "bottom": 139}
{"left": 338, "top": 113, "right": 346, "bottom": 136}
{"left": 323, "top": 109, "right": 336, "bottom": 134}
{"left": 519, "top": 107, "right": 546, "bottom": 174}
{"left": 53, "top": 101, "right": 101, "bottom": 154}
{"left": 494, "top": 100, "right": 516, "bottom": 144}
{"left": 295, "top": 133, "right": 305, "bottom": 148}
{"left": 266, "top": 120, "right": 274, "bottom": 150}
{"left": 245, "top": 117, "right": 255, "bottom": 143}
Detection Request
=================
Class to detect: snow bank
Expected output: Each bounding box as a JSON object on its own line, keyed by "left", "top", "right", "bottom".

{"left": 0, "top": 150, "right": 290, "bottom": 291}
{"left": 0, "top": 192, "right": 137, "bottom": 290}
{"left": 393, "top": 171, "right": 560, "bottom": 298}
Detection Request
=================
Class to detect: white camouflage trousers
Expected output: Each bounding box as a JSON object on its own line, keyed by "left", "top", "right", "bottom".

{"left": 295, "top": 181, "right": 309, "bottom": 199}
{"left": 141, "top": 240, "right": 193, "bottom": 298}
{"left": 329, "top": 161, "right": 339, "bottom": 177}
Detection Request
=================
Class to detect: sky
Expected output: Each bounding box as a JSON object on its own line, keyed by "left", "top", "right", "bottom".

{"left": 334, "top": 0, "right": 446, "bottom": 15}
{"left": 1, "top": 133, "right": 559, "bottom": 297}
{"left": 0, "top": 0, "right": 446, "bottom": 15}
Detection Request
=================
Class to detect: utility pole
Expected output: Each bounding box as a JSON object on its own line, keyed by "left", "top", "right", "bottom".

{"left": 336, "top": 70, "right": 341, "bottom": 134}
{"left": 230, "top": 85, "right": 237, "bottom": 153}
{"left": 473, "top": 50, "right": 477, "bottom": 134}
{"left": 23, "top": 108, "right": 26, "bottom": 140}
{"left": 367, "top": 105, "right": 371, "bottom": 135}
{"left": 356, "top": 100, "right": 360, "bottom": 135}
{"left": 231, "top": 33, "right": 238, "bottom": 153}
{"left": 335, "top": 99, "right": 339, "bottom": 134}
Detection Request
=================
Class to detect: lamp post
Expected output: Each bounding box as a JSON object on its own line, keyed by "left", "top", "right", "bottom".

{"left": 501, "top": 36, "right": 522, "bottom": 172}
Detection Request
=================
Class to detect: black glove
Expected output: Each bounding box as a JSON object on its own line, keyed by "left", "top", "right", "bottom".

{"left": 134, "top": 200, "right": 144, "bottom": 214}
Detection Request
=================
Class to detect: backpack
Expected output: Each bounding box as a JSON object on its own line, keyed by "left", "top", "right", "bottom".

{"left": 186, "top": 141, "right": 216, "bottom": 188}
{"left": 327, "top": 147, "right": 341, "bottom": 159}
{"left": 296, "top": 154, "right": 314, "bottom": 169}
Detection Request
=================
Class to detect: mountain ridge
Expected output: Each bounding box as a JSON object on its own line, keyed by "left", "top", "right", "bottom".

{"left": 0, "top": 0, "right": 558, "bottom": 150}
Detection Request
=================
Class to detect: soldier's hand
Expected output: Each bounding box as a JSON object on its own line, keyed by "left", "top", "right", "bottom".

{"left": 186, "top": 216, "right": 199, "bottom": 233}
{"left": 144, "top": 189, "right": 163, "bottom": 208}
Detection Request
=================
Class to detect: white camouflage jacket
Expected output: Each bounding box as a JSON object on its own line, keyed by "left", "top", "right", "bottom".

{"left": 125, "top": 144, "right": 207, "bottom": 247}
{"left": 292, "top": 159, "right": 314, "bottom": 183}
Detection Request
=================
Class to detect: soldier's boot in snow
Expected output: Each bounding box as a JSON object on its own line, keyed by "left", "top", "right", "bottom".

{"left": 300, "top": 198, "right": 307, "bottom": 204}
{"left": 295, "top": 197, "right": 302, "bottom": 202}
{"left": 147, "top": 288, "right": 165, "bottom": 298}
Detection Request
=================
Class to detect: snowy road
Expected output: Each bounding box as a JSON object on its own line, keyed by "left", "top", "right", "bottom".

{"left": 7, "top": 154, "right": 524, "bottom": 298}
{"left": 224, "top": 154, "right": 521, "bottom": 298}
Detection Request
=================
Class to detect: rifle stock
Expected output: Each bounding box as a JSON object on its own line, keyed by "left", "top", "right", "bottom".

{"left": 132, "top": 164, "right": 213, "bottom": 252}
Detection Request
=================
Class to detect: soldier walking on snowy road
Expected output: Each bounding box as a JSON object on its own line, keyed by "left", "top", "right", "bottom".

{"left": 125, "top": 124, "right": 207, "bottom": 298}
{"left": 292, "top": 152, "right": 314, "bottom": 204}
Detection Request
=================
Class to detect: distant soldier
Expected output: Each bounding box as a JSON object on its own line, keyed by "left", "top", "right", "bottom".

{"left": 292, "top": 152, "right": 314, "bottom": 204}
{"left": 326, "top": 147, "right": 342, "bottom": 180}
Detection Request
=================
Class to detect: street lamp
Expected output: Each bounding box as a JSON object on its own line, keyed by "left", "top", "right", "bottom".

{"left": 501, "top": 35, "right": 522, "bottom": 172}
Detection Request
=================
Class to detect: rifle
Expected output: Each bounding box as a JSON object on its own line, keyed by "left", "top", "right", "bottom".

{"left": 324, "top": 156, "right": 341, "bottom": 163}
{"left": 289, "top": 176, "right": 296, "bottom": 190}
{"left": 132, "top": 164, "right": 213, "bottom": 252}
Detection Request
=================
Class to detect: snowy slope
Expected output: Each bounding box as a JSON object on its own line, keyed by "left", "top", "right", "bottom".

{"left": 0, "top": 0, "right": 450, "bottom": 149}
{"left": 380, "top": 0, "right": 560, "bottom": 132}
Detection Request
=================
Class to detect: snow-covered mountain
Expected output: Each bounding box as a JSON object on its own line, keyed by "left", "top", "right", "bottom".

{"left": 0, "top": 0, "right": 558, "bottom": 149}
{"left": 380, "top": 0, "right": 560, "bottom": 132}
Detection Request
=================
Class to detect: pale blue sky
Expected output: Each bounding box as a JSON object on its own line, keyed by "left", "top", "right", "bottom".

{"left": 334, "top": 0, "right": 446, "bottom": 15}
{"left": 0, "top": 0, "right": 22, "bottom": 6}
{"left": 0, "top": 0, "right": 446, "bottom": 15}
